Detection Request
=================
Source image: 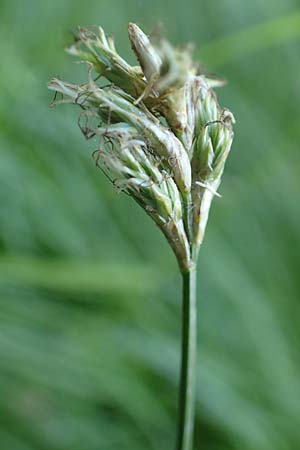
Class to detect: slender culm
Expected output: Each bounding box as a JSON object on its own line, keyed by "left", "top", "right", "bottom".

{"left": 177, "top": 268, "right": 197, "bottom": 450}
{"left": 48, "top": 22, "right": 235, "bottom": 450}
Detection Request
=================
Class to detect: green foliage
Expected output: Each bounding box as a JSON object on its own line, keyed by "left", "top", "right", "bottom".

{"left": 0, "top": 0, "right": 300, "bottom": 449}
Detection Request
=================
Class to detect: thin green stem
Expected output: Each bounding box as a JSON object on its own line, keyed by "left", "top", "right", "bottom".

{"left": 176, "top": 267, "right": 197, "bottom": 450}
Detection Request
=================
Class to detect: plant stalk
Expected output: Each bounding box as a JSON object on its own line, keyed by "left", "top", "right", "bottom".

{"left": 176, "top": 266, "right": 197, "bottom": 450}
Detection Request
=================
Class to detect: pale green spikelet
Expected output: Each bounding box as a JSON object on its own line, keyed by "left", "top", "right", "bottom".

{"left": 128, "top": 22, "right": 162, "bottom": 86}
{"left": 191, "top": 83, "right": 235, "bottom": 251}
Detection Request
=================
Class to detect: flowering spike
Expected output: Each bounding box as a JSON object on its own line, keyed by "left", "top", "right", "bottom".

{"left": 48, "top": 22, "right": 235, "bottom": 270}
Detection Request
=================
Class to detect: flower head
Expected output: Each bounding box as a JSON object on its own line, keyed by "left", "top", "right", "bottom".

{"left": 48, "top": 23, "right": 234, "bottom": 271}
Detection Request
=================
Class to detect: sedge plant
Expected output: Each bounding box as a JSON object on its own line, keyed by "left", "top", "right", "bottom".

{"left": 48, "top": 22, "right": 234, "bottom": 450}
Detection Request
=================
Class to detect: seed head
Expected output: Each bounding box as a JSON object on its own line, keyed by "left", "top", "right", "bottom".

{"left": 48, "top": 23, "right": 235, "bottom": 270}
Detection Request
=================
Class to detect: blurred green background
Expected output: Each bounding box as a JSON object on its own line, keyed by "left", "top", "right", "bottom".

{"left": 1, "top": 0, "right": 300, "bottom": 449}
